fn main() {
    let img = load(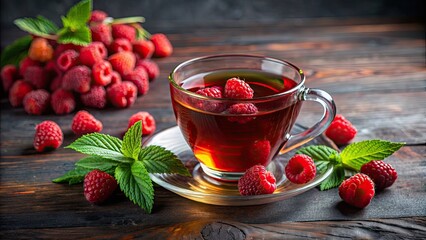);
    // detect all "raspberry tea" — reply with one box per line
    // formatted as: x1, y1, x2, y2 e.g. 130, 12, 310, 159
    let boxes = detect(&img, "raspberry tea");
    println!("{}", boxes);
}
169, 55, 335, 181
